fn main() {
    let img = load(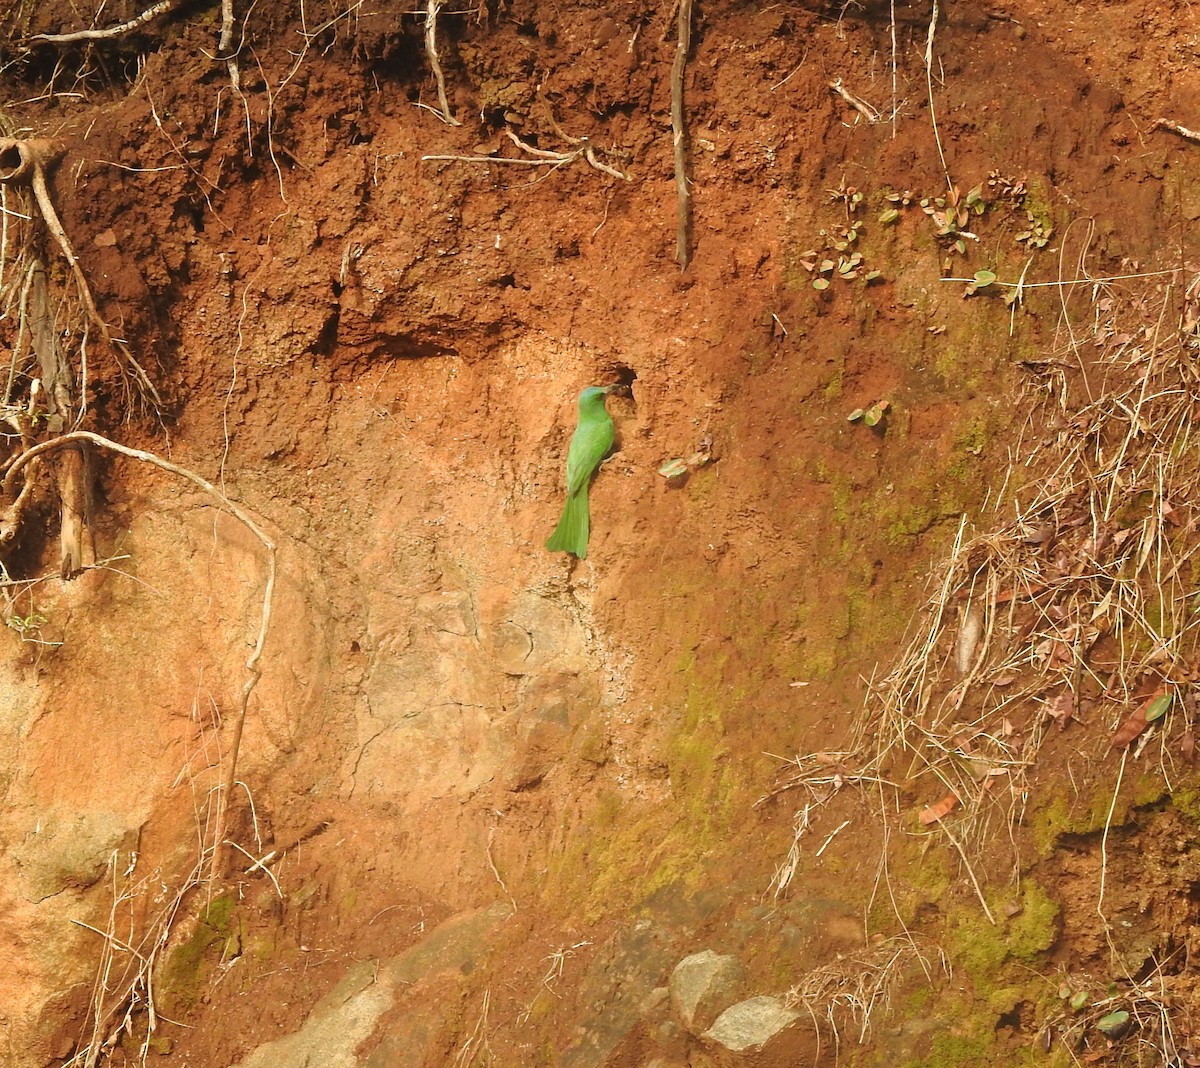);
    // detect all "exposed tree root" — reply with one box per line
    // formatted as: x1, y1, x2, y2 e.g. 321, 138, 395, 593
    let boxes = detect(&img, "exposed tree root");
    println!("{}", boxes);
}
25, 0, 179, 45
671, 0, 693, 268
0, 137, 163, 410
